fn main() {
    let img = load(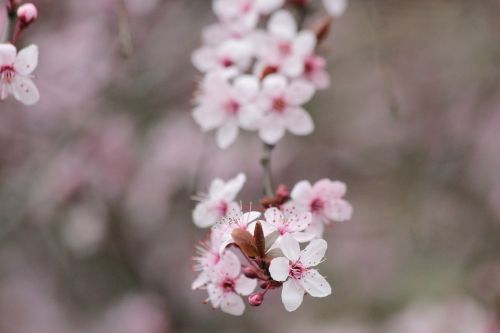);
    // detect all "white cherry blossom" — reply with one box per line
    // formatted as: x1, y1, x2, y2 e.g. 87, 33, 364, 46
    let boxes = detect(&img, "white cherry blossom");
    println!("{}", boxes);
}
257, 74, 315, 144
206, 250, 257, 315
263, 206, 314, 243
192, 173, 246, 228
0, 44, 39, 105
192, 228, 225, 290
192, 38, 253, 74
269, 234, 331, 312
193, 72, 261, 149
